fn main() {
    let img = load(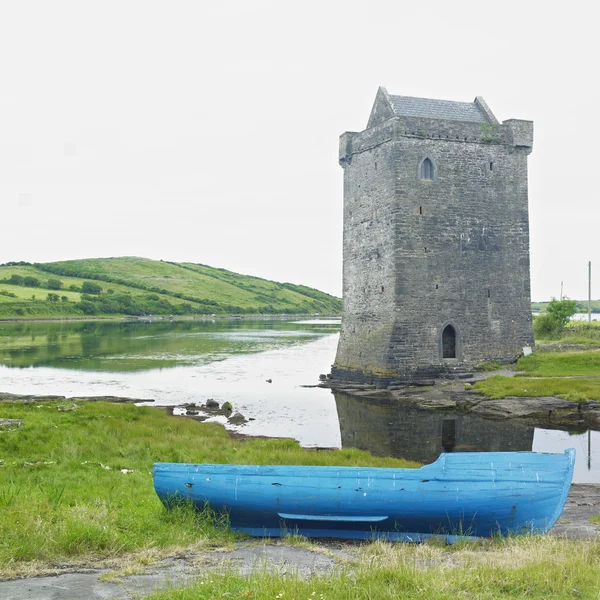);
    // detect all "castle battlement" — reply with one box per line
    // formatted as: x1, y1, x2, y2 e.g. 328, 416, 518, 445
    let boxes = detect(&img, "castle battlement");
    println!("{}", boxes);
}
340, 116, 533, 166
